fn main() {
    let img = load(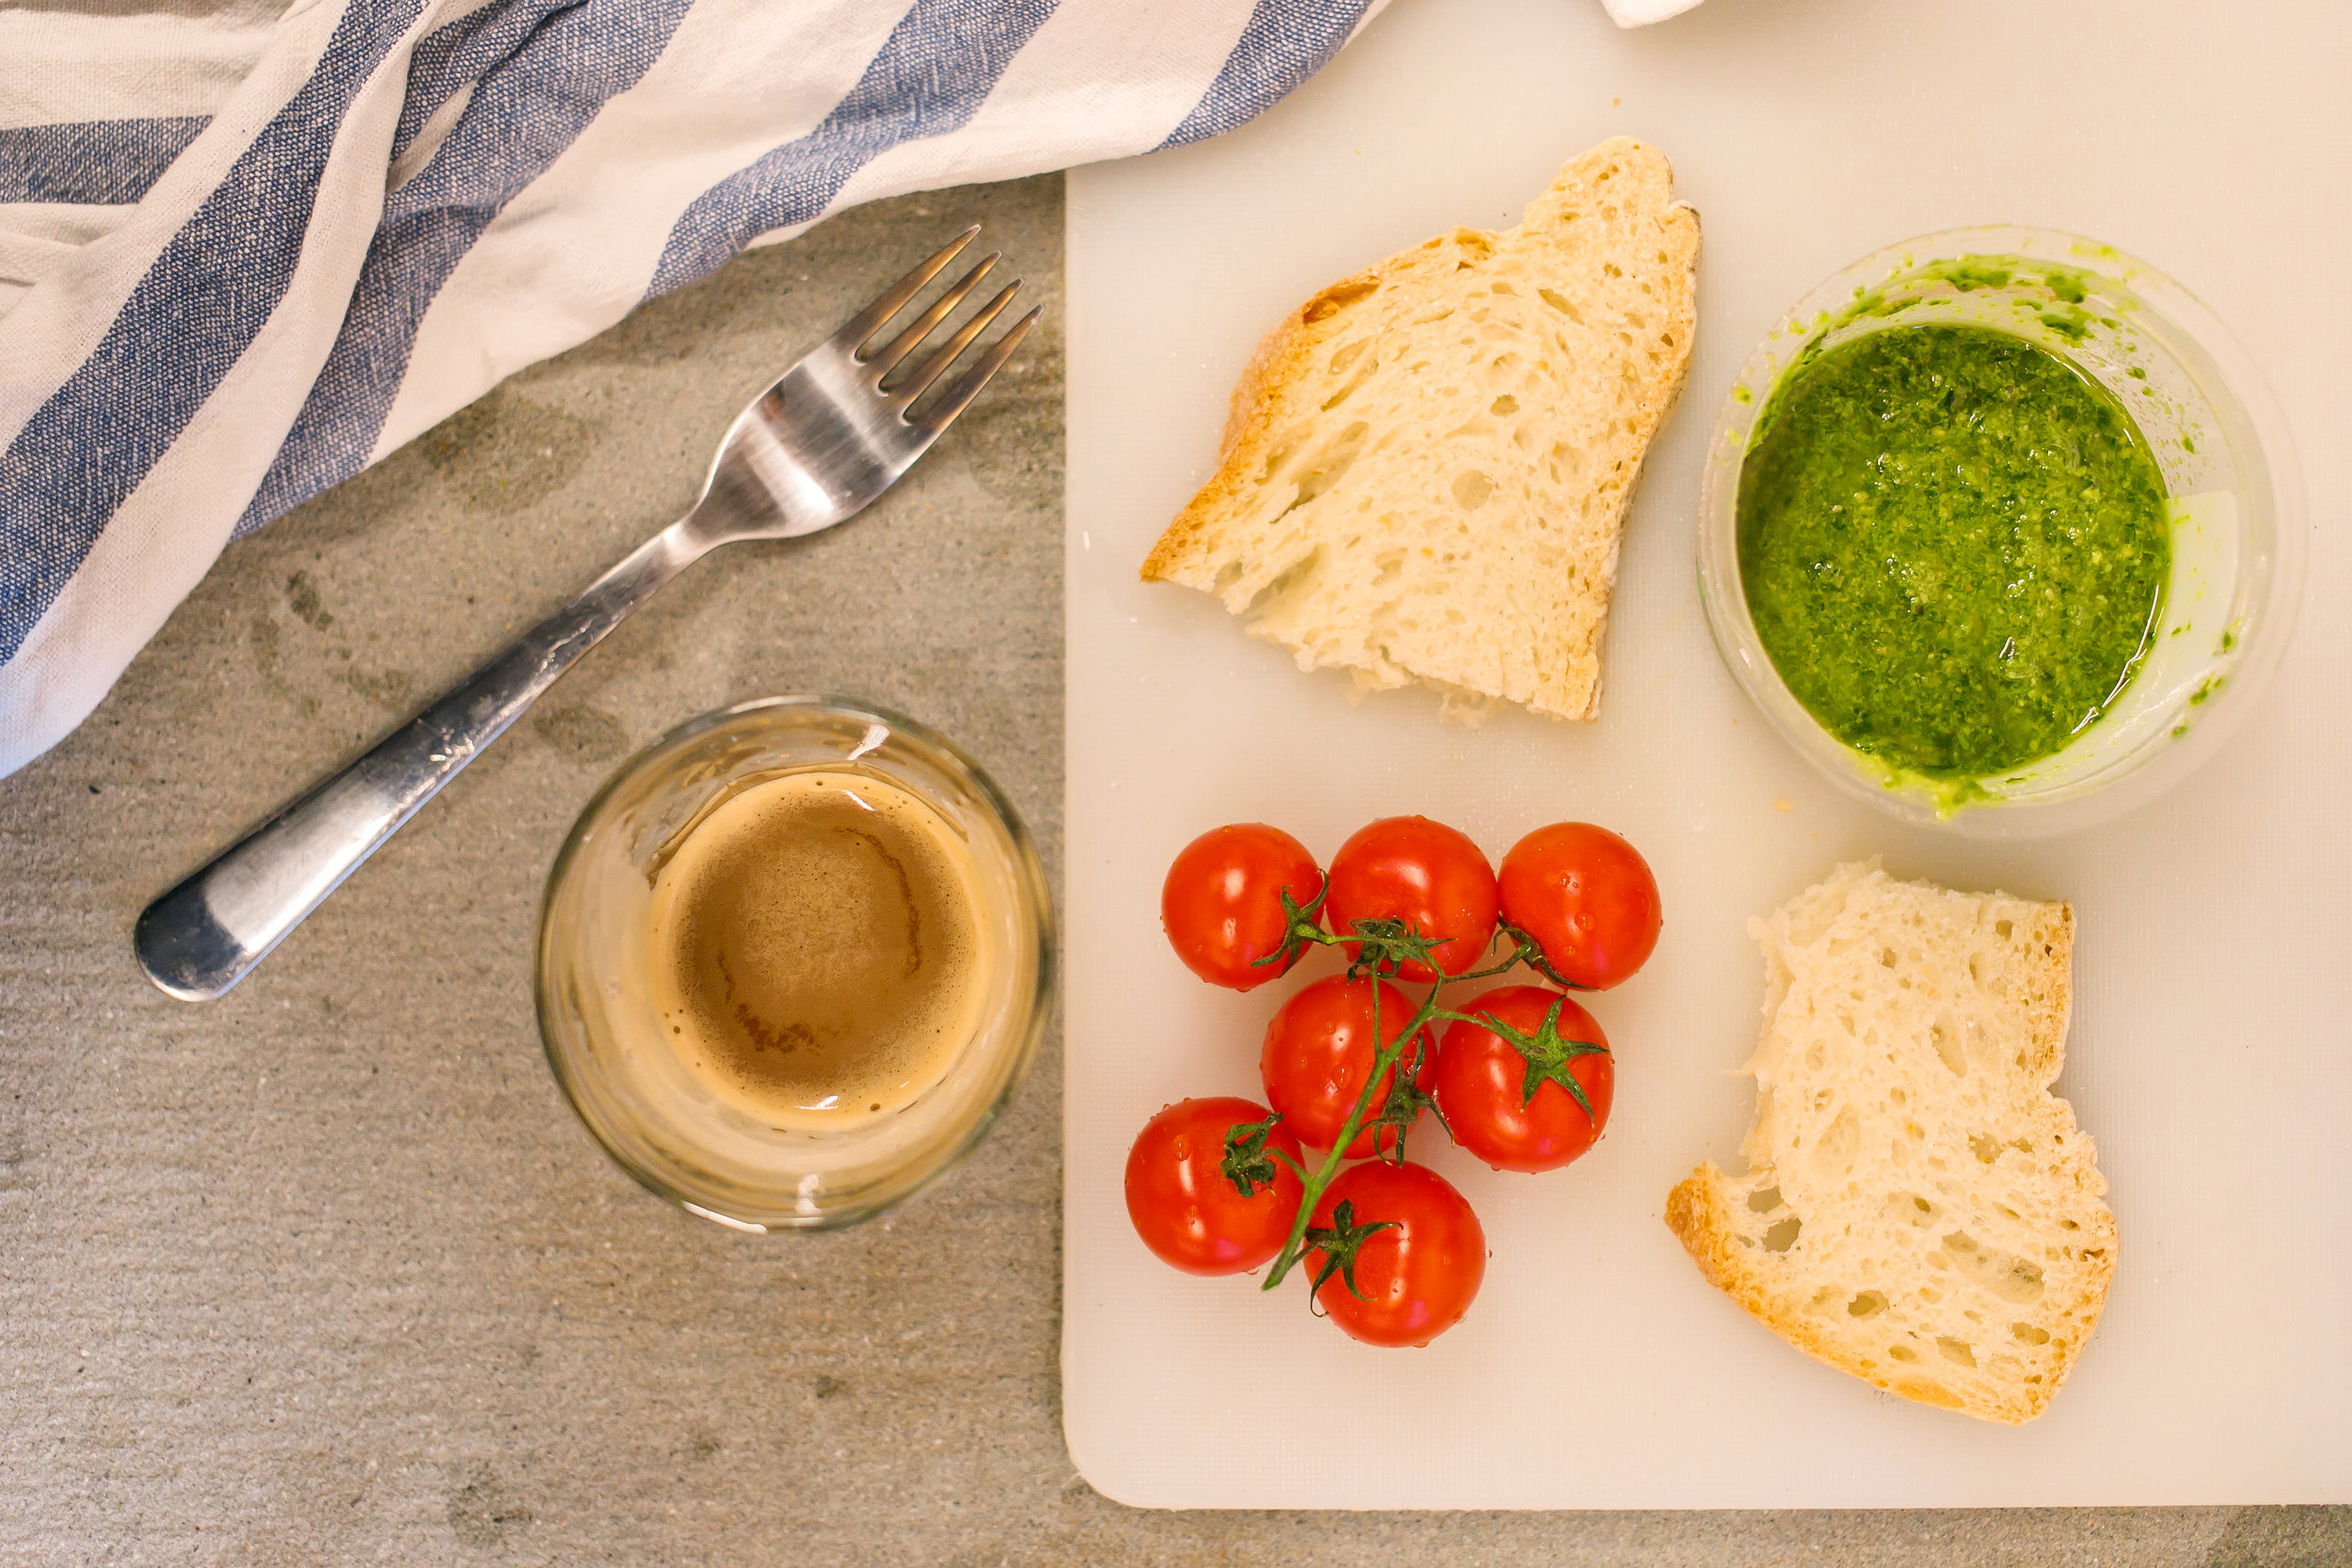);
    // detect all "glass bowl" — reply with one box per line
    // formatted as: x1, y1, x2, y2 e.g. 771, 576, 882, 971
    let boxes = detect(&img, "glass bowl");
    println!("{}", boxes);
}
536, 696, 1054, 1231
1696, 226, 2305, 836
